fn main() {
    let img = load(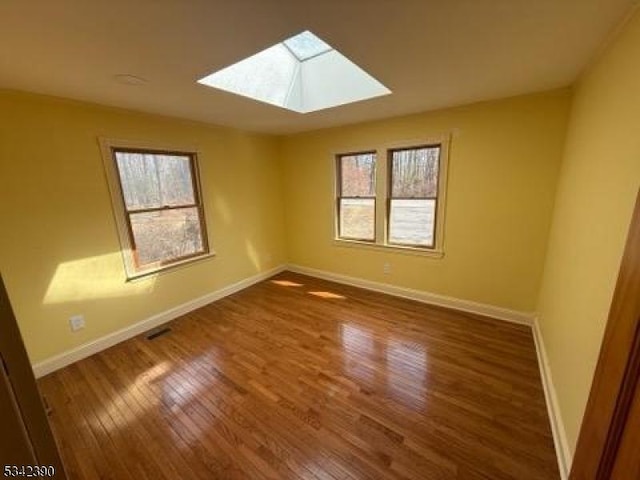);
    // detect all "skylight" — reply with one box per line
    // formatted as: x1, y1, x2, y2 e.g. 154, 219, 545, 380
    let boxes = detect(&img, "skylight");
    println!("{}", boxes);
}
197, 30, 391, 114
